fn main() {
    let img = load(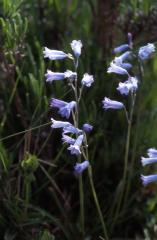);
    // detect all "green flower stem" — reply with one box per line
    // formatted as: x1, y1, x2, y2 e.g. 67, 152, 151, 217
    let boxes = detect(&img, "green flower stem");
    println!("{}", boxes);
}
73, 57, 85, 237
78, 167, 85, 236
112, 93, 135, 230
88, 166, 109, 240
24, 180, 30, 216
124, 94, 135, 183
123, 59, 143, 206
84, 134, 108, 240
123, 94, 136, 207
